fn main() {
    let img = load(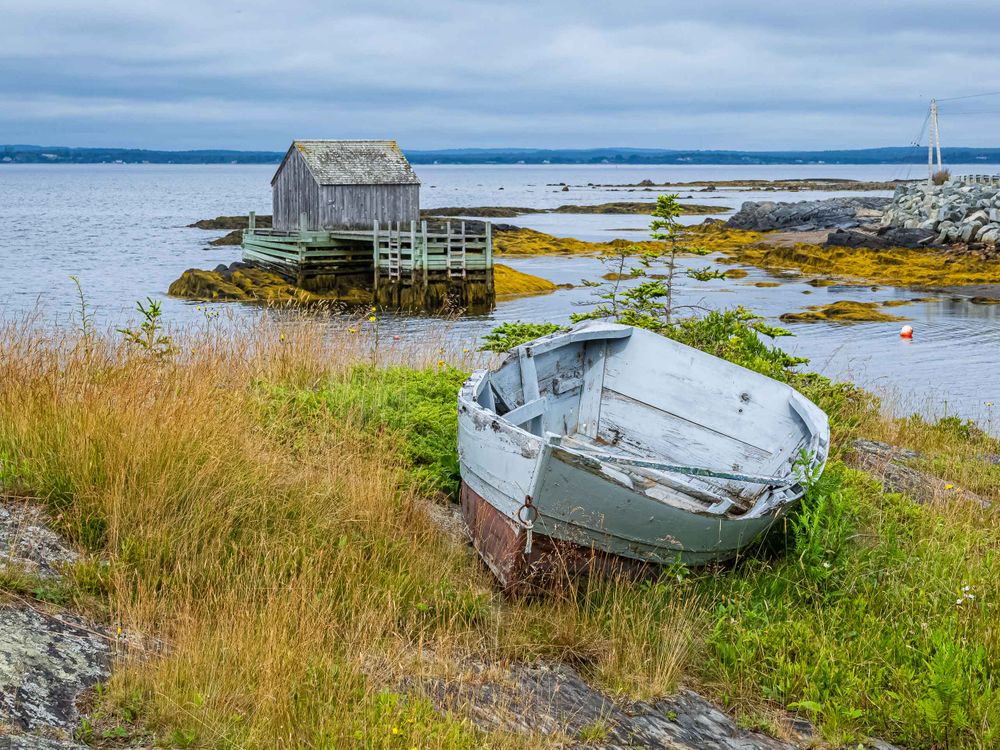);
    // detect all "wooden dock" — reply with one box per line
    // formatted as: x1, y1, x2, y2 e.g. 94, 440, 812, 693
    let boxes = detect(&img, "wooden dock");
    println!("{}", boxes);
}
241, 212, 495, 311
